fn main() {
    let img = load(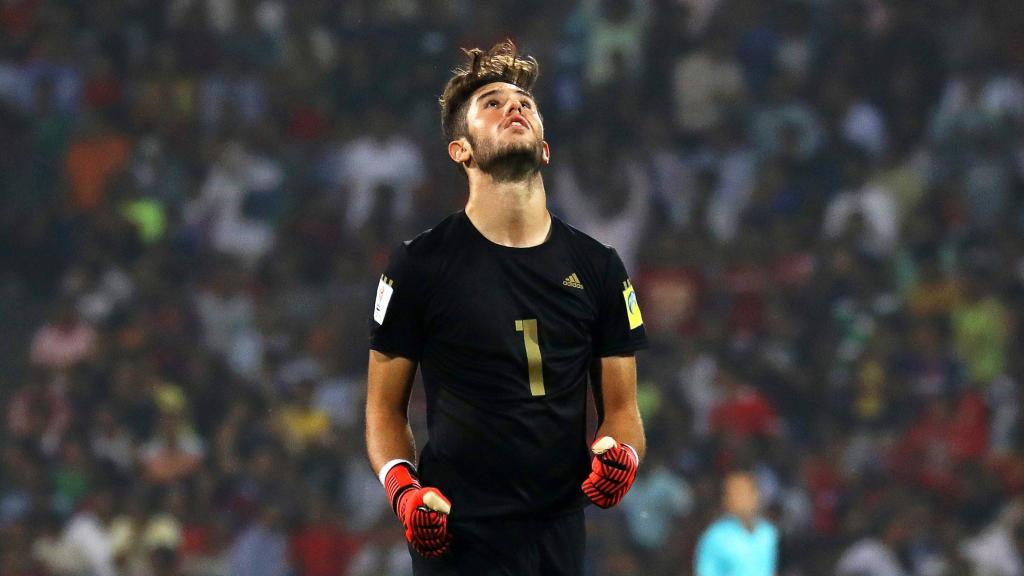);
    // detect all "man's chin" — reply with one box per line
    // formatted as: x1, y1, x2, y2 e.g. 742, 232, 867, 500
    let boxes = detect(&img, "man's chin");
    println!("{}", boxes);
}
478, 148, 544, 182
